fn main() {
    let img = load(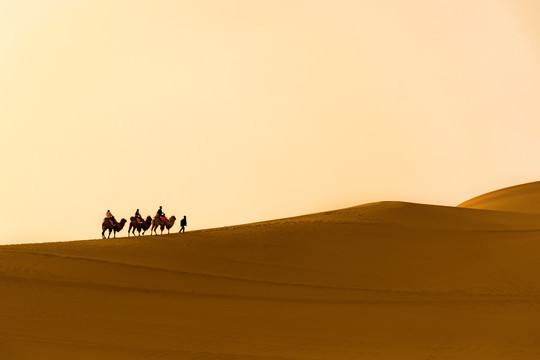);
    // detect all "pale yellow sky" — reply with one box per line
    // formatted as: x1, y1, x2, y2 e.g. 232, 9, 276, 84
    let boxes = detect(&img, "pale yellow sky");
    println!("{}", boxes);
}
2, 1, 540, 244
